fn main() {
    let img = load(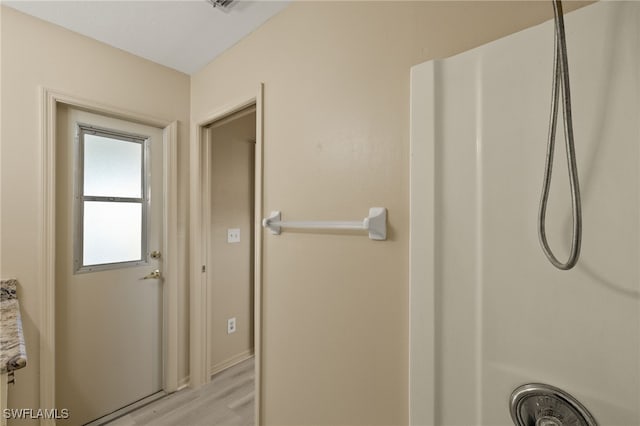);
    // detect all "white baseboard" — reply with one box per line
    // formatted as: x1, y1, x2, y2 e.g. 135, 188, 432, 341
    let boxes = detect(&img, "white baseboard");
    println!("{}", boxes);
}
177, 375, 190, 391
208, 349, 254, 378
